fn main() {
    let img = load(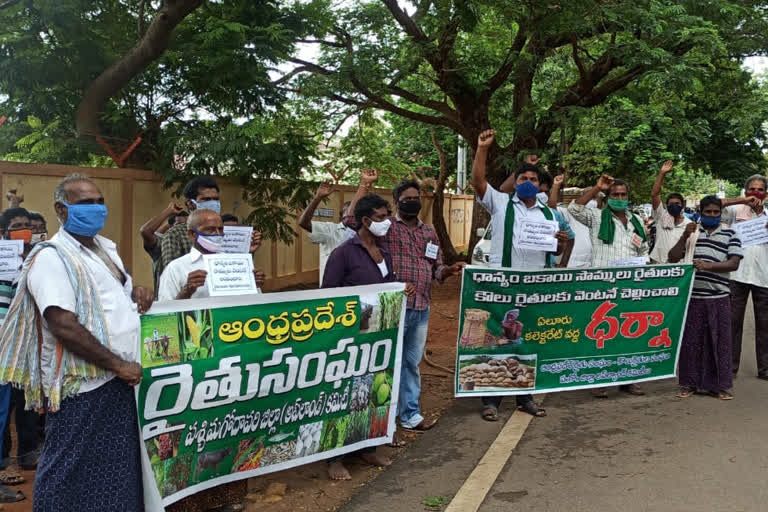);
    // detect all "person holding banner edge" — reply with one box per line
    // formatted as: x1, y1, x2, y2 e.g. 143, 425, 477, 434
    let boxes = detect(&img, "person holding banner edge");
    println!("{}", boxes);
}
568, 174, 648, 398
669, 195, 744, 399
472, 129, 571, 421
322, 193, 416, 480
